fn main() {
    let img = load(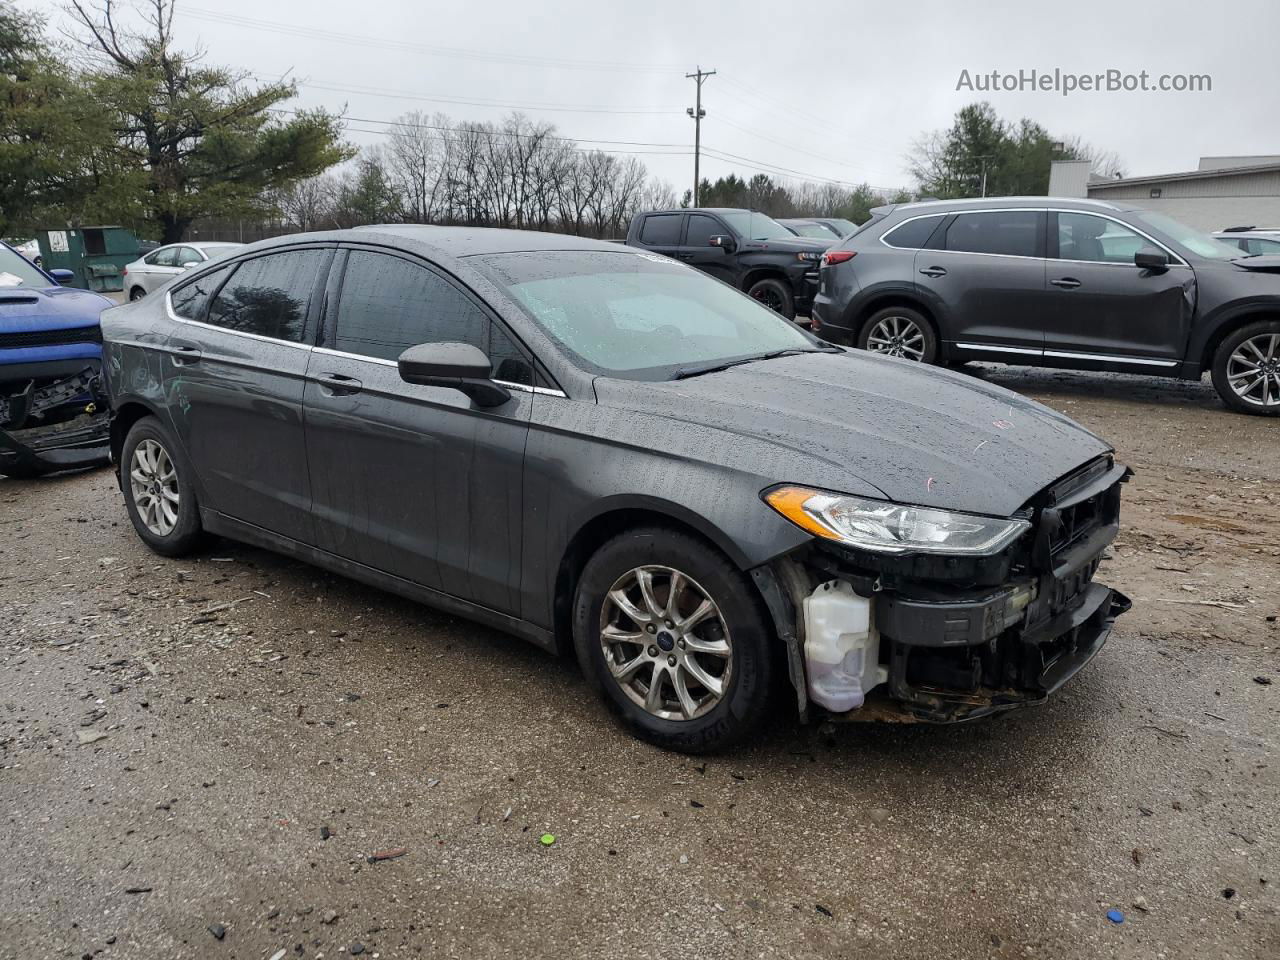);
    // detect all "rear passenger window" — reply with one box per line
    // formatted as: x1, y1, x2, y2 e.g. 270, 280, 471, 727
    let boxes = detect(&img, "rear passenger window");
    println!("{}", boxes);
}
206, 249, 326, 342
150, 247, 177, 267
639, 215, 681, 246
945, 211, 1042, 257
333, 251, 489, 362
170, 264, 233, 321
881, 215, 945, 249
